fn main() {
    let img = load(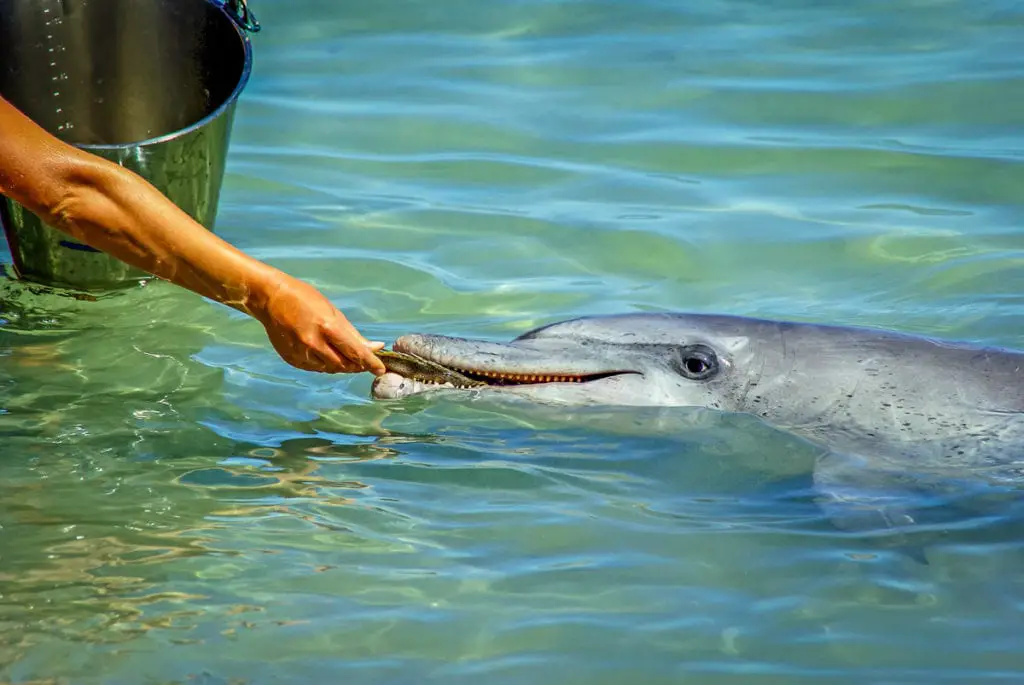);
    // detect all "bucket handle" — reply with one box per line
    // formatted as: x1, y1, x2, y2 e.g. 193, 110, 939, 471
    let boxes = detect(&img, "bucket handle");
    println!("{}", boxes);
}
222, 0, 261, 33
